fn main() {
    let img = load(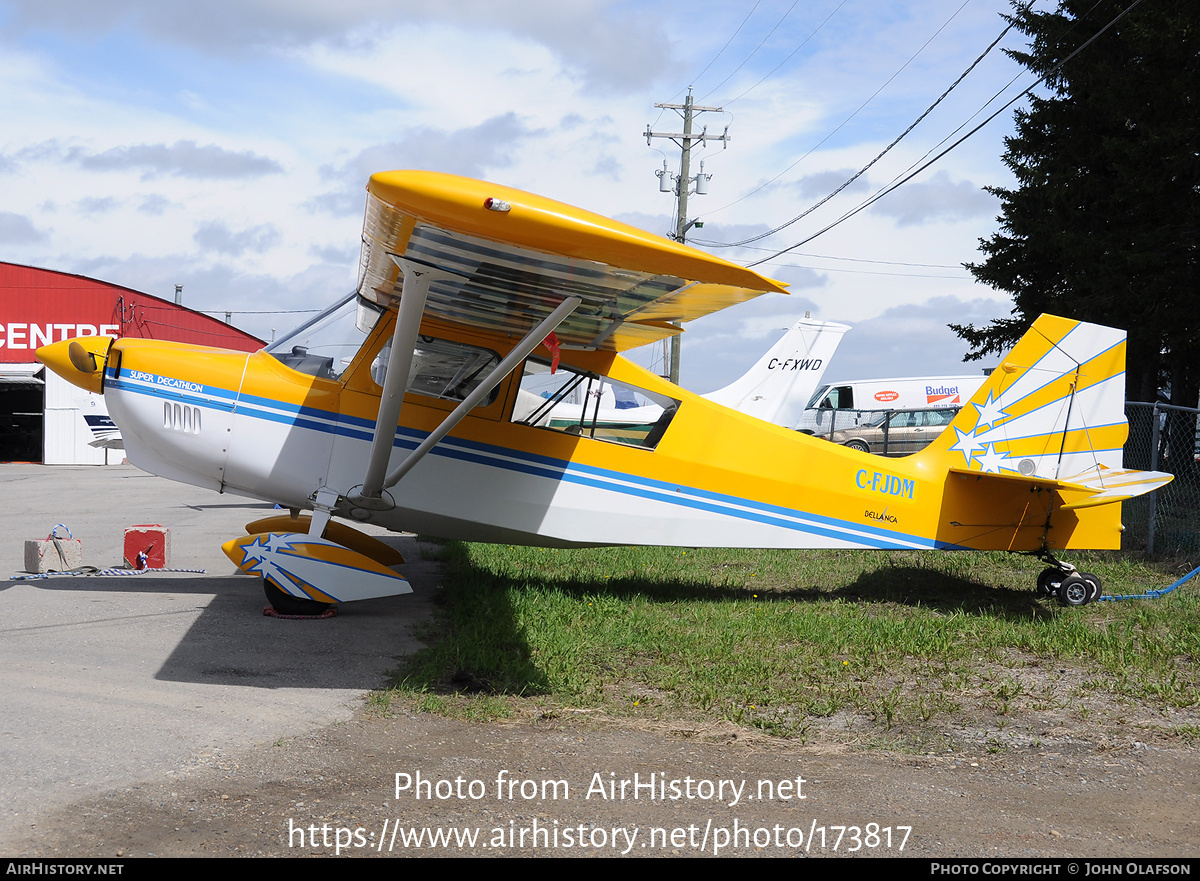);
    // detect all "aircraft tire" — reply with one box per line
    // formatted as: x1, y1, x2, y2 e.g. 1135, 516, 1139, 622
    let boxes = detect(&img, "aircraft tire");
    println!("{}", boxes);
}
263, 579, 332, 616
1056, 573, 1099, 607
1036, 567, 1063, 596
1077, 571, 1102, 604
